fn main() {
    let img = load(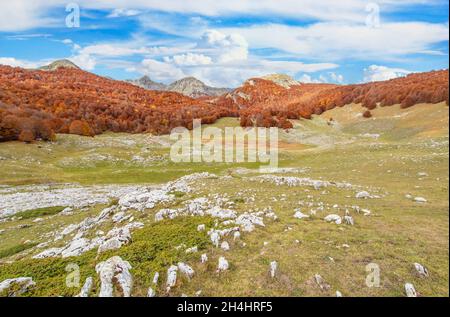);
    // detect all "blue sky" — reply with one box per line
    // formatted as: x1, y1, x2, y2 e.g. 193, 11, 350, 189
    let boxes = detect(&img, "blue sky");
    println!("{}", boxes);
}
0, 1, 448, 87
